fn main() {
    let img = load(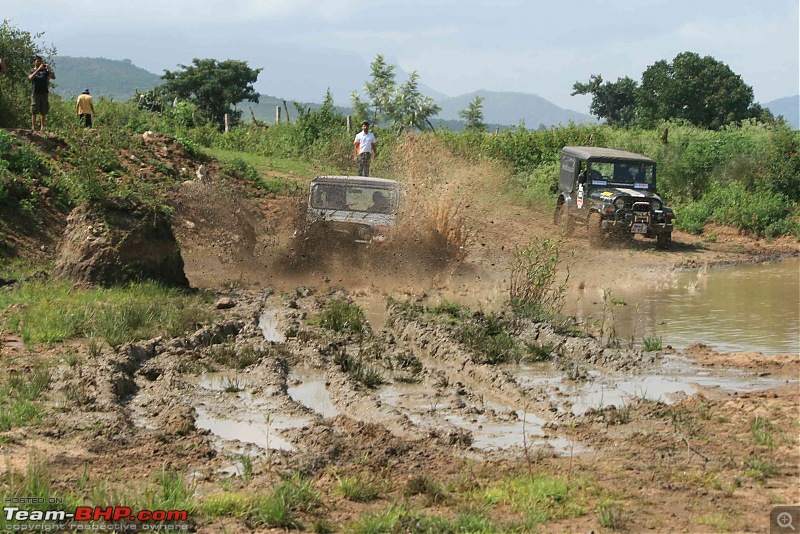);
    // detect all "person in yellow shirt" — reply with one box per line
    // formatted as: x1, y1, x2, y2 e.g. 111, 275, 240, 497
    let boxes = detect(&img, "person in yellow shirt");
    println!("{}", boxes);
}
76, 88, 94, 128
